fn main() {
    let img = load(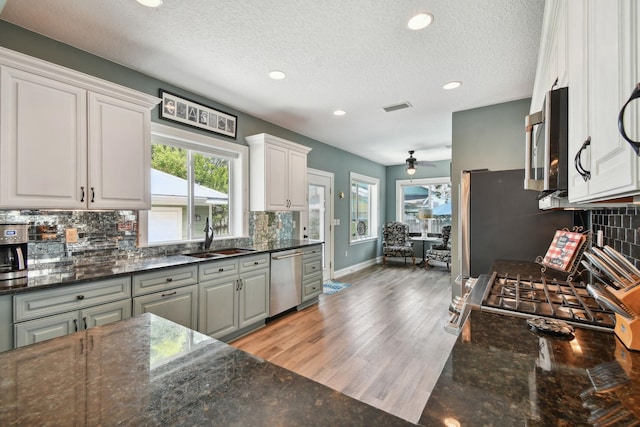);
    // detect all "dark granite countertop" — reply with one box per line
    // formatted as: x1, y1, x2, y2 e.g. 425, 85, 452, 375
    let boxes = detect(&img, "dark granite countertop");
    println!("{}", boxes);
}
419, 309, 640, 426
0, 313, 411, 426
0, 240, 323, 296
